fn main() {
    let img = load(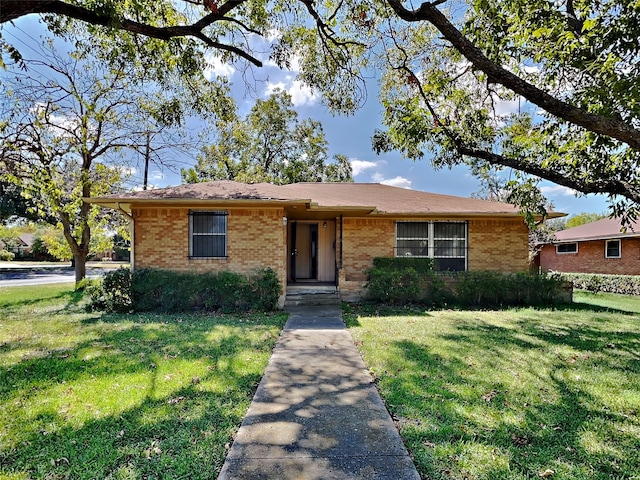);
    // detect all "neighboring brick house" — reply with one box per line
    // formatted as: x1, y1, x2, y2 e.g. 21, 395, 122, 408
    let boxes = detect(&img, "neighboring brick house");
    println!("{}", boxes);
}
89, 181, 534, 305
539, 217, 640, 275
0, 233, 34, 258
